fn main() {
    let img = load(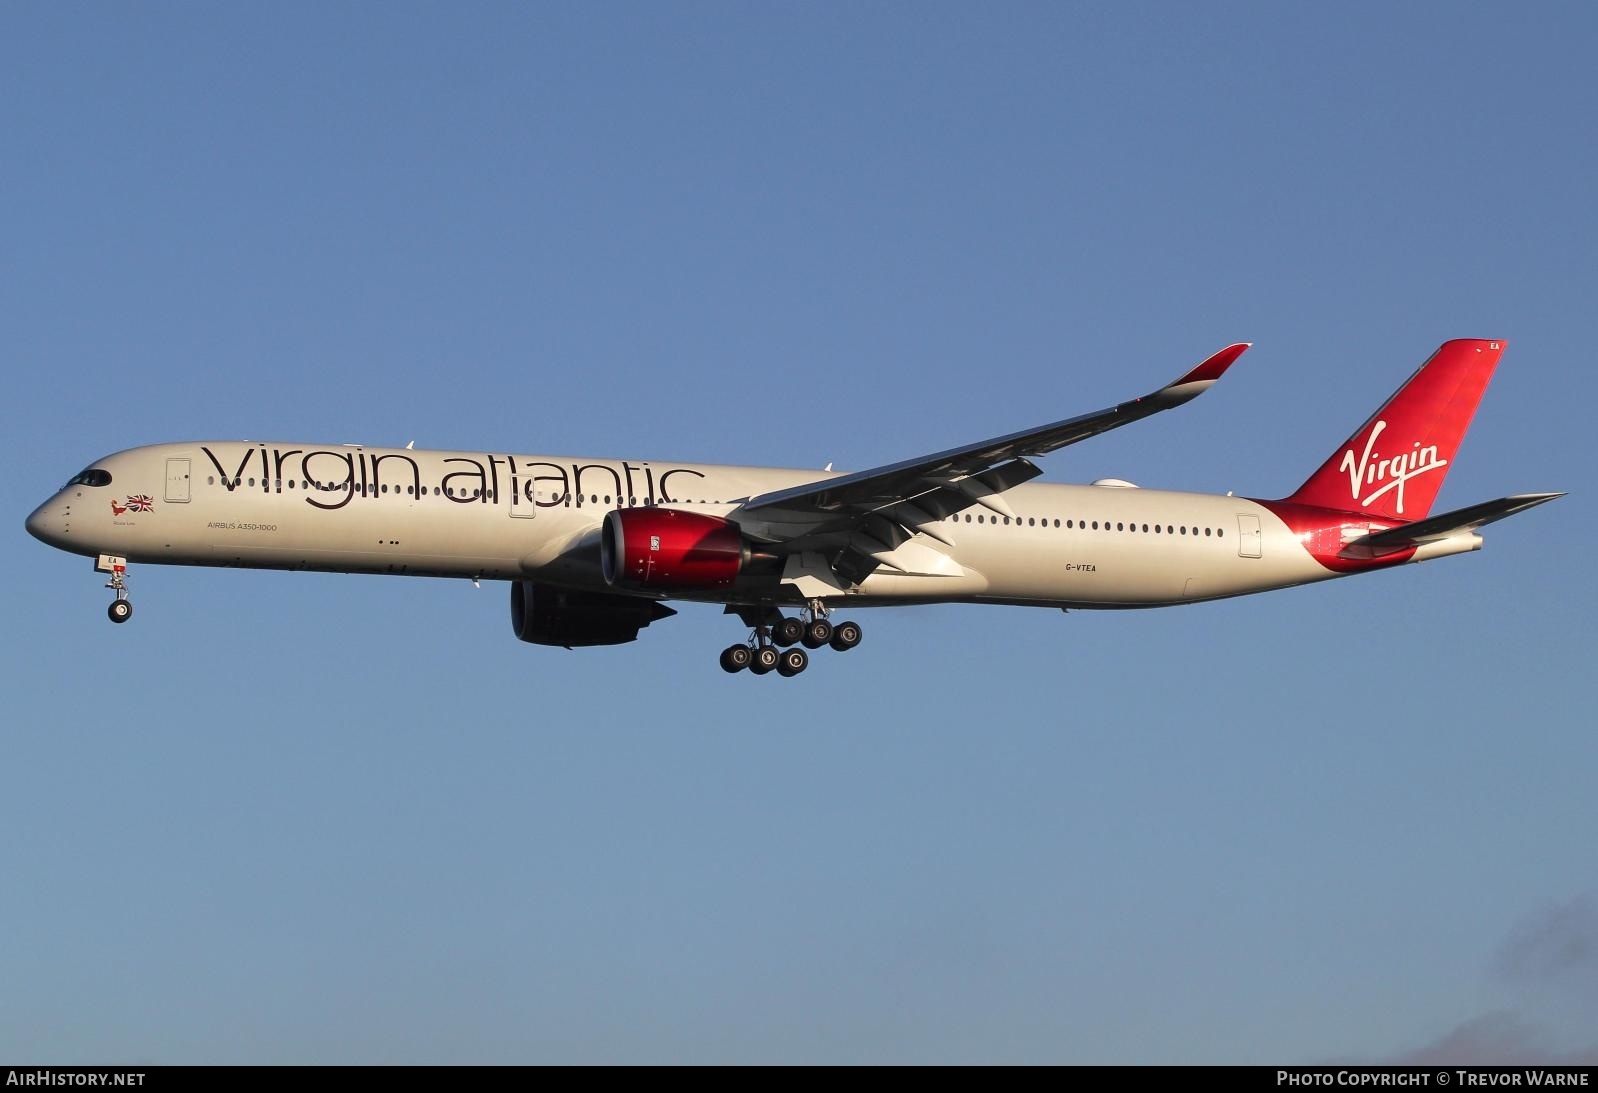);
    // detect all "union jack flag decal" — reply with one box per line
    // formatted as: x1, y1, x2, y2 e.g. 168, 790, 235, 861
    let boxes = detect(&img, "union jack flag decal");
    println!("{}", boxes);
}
125, 494, 155, 513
